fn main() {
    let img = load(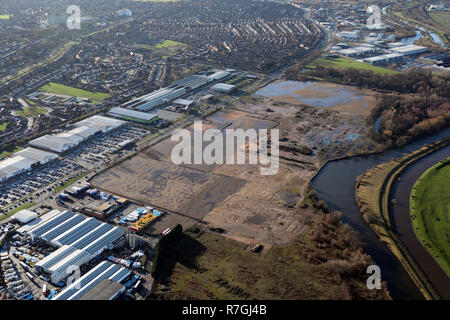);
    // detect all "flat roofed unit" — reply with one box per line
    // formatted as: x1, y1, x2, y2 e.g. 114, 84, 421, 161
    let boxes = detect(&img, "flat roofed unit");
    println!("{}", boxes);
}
12, 209, 38, 224
74, 115, 125, 133
390, 45, 428, 54
211, 83, 236, 92
29, 135, 79, 153
53, 261, 112, 300
79, 279, 125, 300
70, 223, 113, 251
51, 217, 101, 247
0, 156, 36, 180
15, 147, 58, 165
40, 215, 85, 242
29, 211, 74, 238
67, 263, 122, 300
108, 107, 157, 121
18, 210, 61, 234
